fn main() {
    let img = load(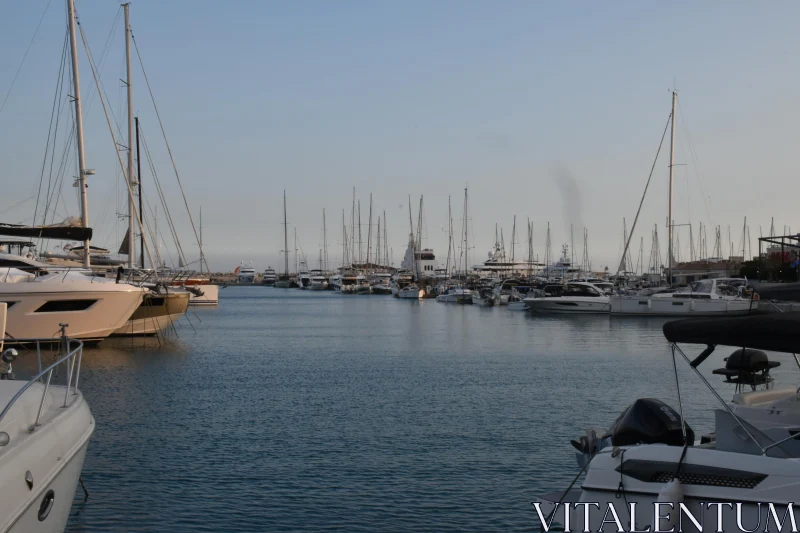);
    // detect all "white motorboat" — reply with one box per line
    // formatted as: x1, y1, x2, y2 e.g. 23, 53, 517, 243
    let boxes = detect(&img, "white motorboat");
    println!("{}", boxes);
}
0, 267, 145, 342
235, 264, 256, 283
0, 304, 95, 533
610, 278, 756, 316
435, 285, 472, 303
396, 285, 424, 299
471, 287, 495, 306
537, 311, 800, 533
307, 275, 328, 291
262, 267, 278, 286
523, 282, 610, 314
